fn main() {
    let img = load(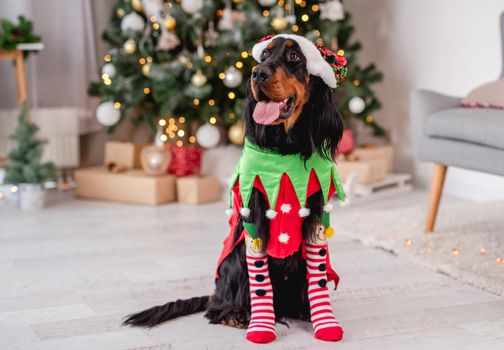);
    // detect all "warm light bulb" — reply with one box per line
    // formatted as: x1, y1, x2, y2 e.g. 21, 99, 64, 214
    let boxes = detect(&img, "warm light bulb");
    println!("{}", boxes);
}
312, 4, 319, 11
228, 92, 236, 99
209, 116, 217, 124
139, 58, 146, 65
113, 102, 121, 109
337, 49, 345, 56
241, 51, 249, 59
160, 134, 168, 142
366, 115, 374, 123
235, 61, 243, 69
152, 22, 160, 30
301, 14, 309, 22
219, 72, 226, 80
104, 55, 111, 62
10, 186, 18, 193
204, 55, 212, 63
177, 130, 185, 137
189, 136, 196, 143
143, 87, 150, 94
208, 99, 215, 106
159, 119, 166, 126
193, 98, 200, 106
404, 239, 413, 246
176, 140, 183, 147
179, 116, 185, 123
